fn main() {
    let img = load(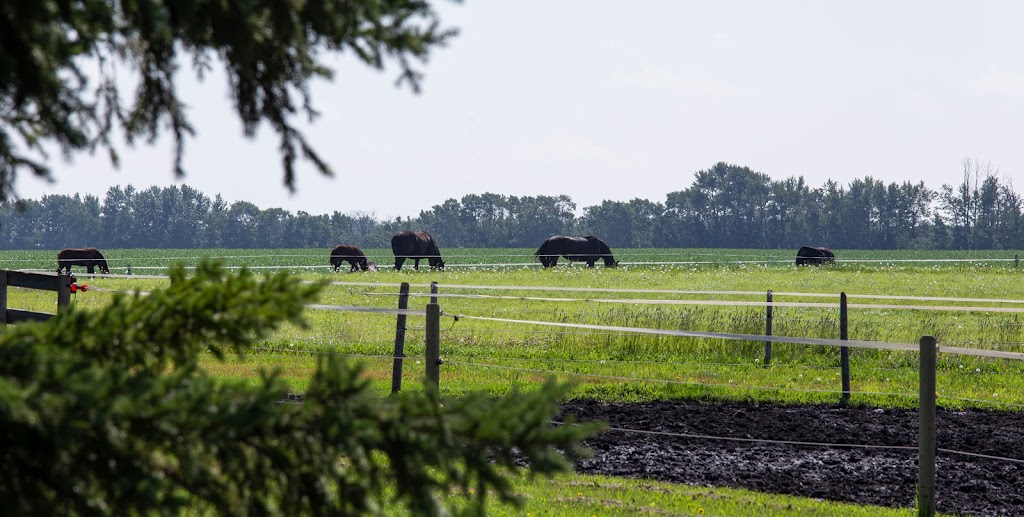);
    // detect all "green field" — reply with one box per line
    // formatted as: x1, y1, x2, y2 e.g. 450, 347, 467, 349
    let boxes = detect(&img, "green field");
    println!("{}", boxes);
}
2, 247, 1016, 516
4, 247, 1022, 272
7, 247, 1022, 408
